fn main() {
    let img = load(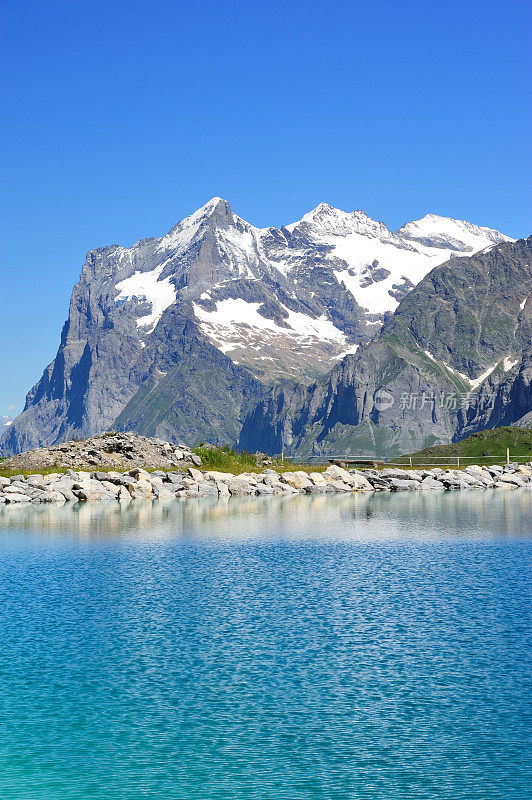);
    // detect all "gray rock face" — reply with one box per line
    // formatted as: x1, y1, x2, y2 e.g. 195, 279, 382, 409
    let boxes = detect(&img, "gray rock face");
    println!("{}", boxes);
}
456, 346, 532, 437
420, 477, 446, 489
0, 199, 512, 456
226, 478, 255, 496
497, 473, 526, 487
